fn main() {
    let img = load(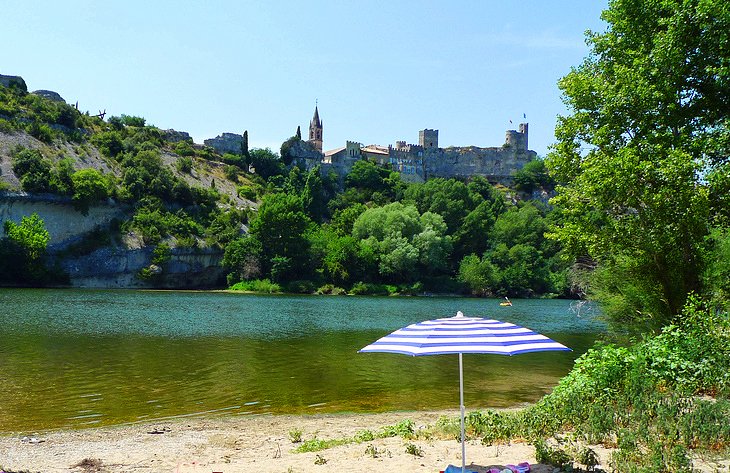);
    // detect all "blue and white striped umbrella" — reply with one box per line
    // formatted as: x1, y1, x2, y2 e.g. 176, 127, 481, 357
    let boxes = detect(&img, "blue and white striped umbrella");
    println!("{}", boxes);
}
359, 310, 570, 473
